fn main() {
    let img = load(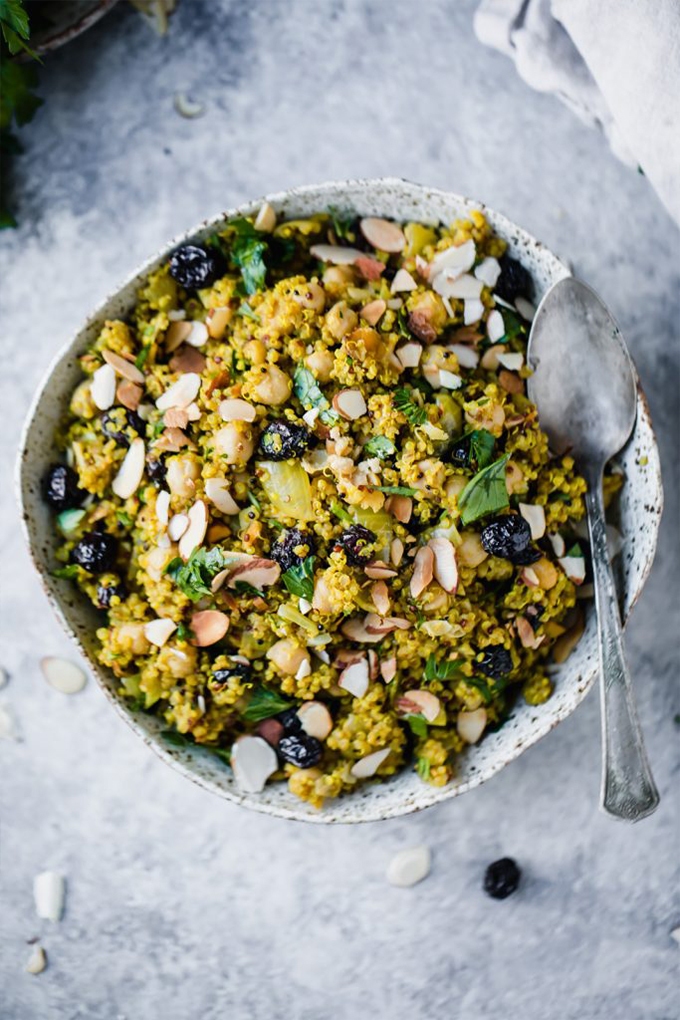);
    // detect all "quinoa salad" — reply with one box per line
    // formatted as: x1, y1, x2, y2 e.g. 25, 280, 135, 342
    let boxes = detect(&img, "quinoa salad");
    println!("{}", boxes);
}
44, 205, 618, 807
